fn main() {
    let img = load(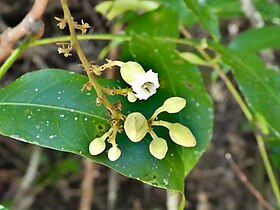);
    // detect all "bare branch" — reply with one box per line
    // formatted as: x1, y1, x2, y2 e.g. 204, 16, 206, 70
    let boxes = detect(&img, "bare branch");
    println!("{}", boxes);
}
226, 153, 274, 210
0, 0, 48, 62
